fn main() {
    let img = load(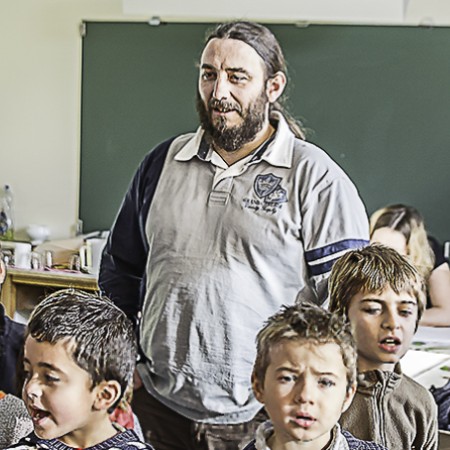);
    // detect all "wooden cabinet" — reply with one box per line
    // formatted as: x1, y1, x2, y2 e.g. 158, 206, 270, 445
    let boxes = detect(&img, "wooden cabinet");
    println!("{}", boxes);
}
1, 268, 98, 319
